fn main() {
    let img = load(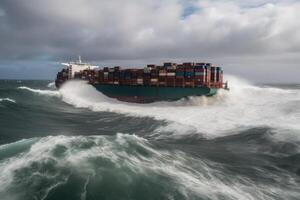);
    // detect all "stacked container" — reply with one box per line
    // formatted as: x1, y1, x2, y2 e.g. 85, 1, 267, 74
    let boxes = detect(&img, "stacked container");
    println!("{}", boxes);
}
103, 67, 109, 84
113, 66, 120, 85
68, 62, 224, 89
210, 66, 217, 87
166, 68, 175, 87
159, 68, 167, 86
150, 68, 158, 86
216, 67, 223, 88
175, 65, 184, 87
124, 69, 131, 85
130, 69, 138, 85
184, 64, 194, 87
205, 64, 211, 86
194, 64, 205, 87
143, 67, 151, 86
